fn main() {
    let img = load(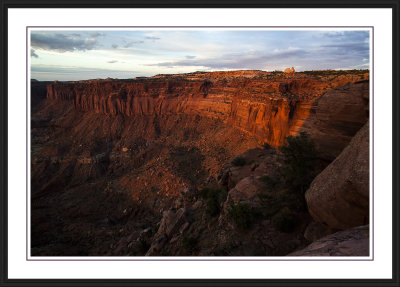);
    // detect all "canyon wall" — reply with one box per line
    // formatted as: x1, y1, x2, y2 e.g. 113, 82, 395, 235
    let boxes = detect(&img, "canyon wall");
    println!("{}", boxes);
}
45, 70, 368, 148
32, 70, 370, 256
